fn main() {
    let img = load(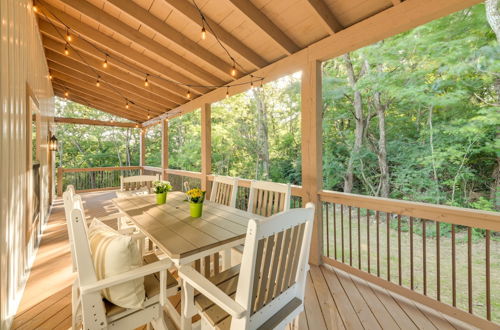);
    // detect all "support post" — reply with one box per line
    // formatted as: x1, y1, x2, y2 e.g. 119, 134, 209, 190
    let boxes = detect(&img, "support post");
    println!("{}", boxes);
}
301, 60, 323, 266
161, 119, 169, 180
57, 167, 63, 197
140, 127, 146, 174
201, 103, 212, 195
